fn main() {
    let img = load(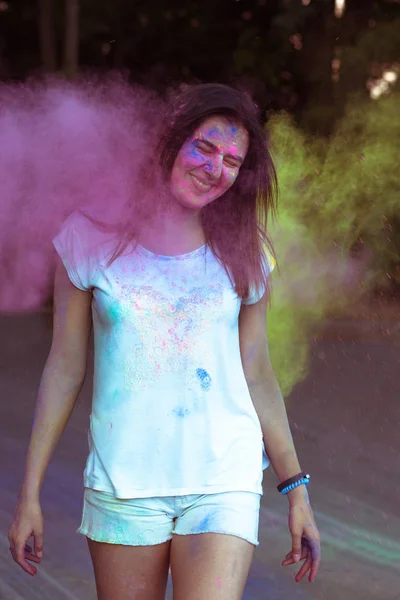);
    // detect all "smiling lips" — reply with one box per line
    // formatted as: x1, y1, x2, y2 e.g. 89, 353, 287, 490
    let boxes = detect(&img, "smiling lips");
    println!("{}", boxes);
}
189, 173, 213, 193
